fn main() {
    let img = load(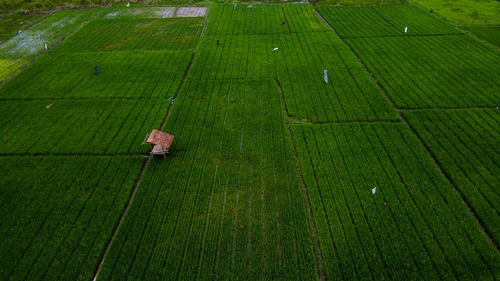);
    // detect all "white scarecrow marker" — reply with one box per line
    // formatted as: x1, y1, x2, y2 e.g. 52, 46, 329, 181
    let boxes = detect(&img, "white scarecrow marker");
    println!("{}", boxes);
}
44, 43, 48, 50
272, 47, 278, 51
372, 187, 377, 194
324, 69, 328, 84
404, 26, 408, 33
